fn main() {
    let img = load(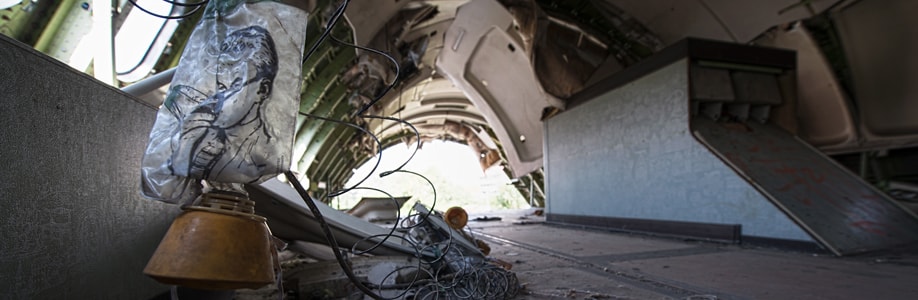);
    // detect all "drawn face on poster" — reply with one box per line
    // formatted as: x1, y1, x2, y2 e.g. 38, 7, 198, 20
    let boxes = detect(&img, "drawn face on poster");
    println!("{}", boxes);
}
140, 1, 308, 204
165, 25, 279, 181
